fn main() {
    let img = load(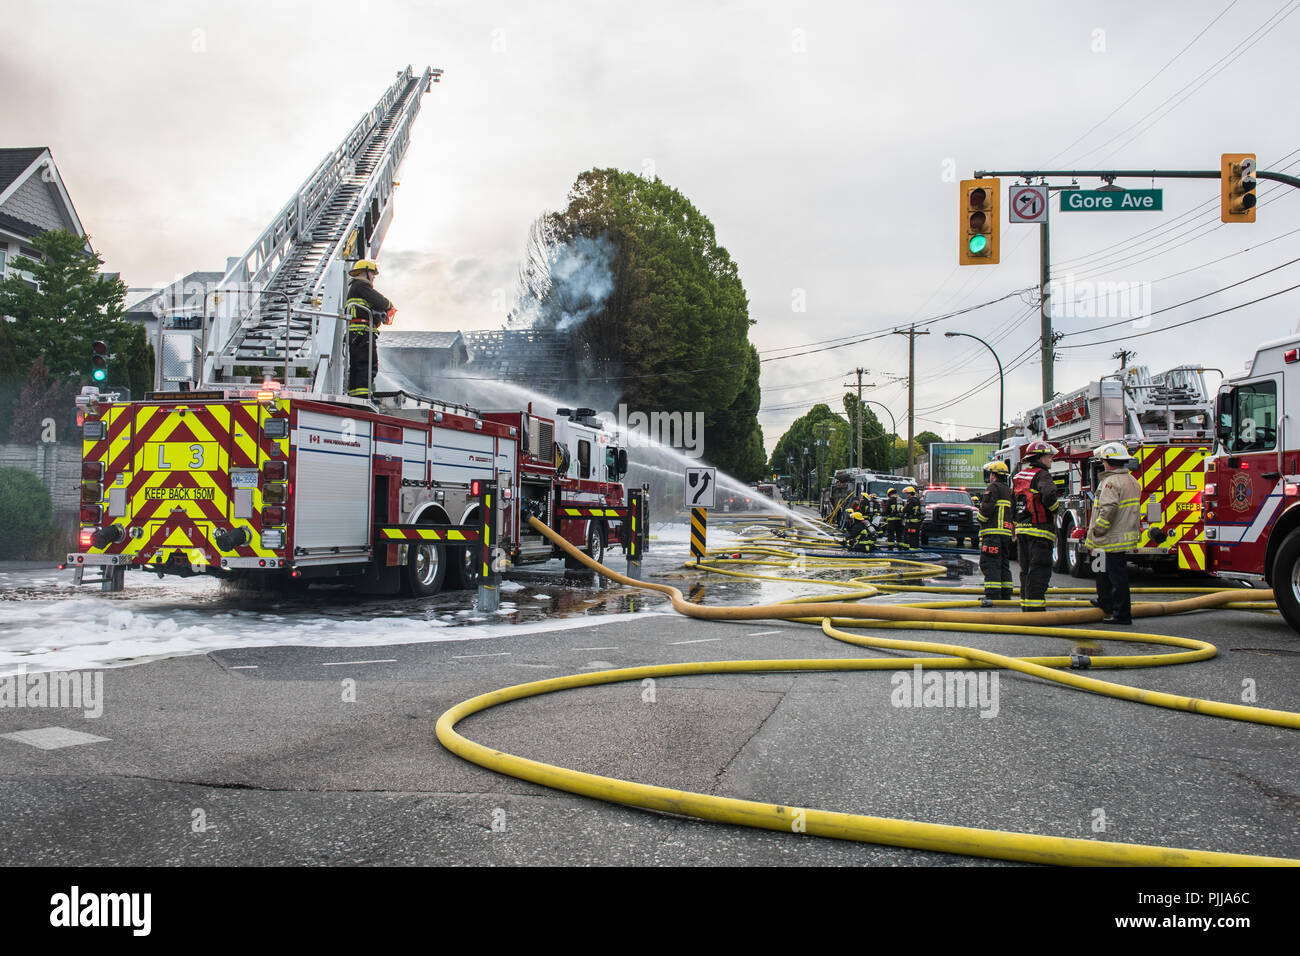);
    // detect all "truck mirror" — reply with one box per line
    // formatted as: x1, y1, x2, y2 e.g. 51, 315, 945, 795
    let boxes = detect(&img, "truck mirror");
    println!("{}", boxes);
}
617, 448, 628, 475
